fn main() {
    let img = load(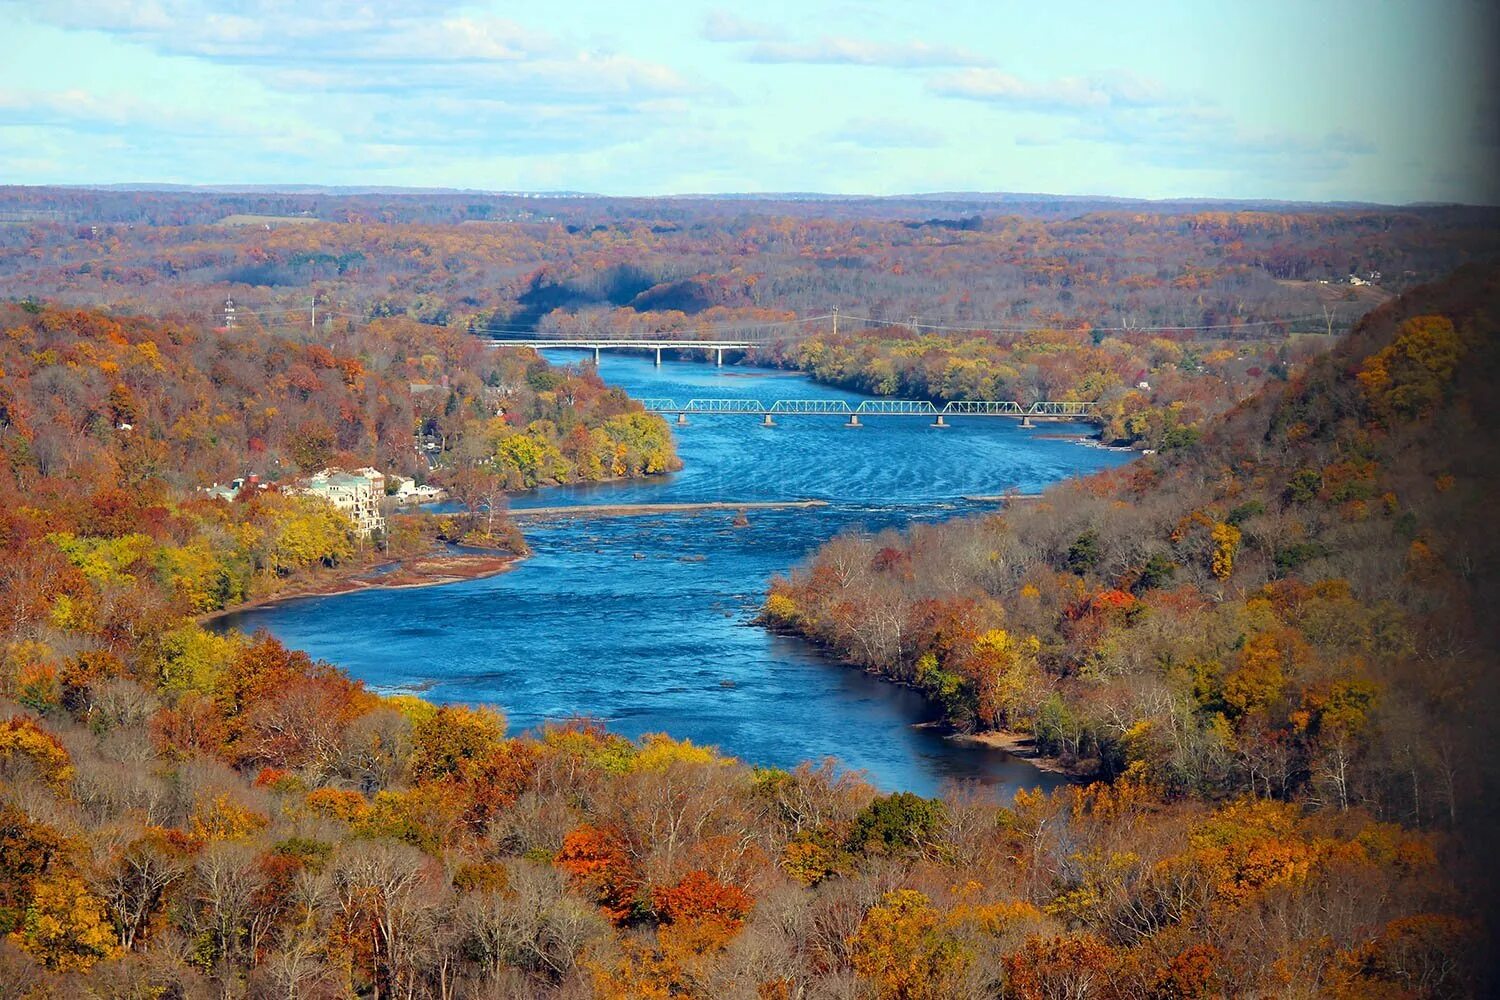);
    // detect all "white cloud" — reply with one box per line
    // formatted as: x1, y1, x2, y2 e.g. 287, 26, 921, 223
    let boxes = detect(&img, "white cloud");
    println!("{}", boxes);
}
28, 1, 556, 63
747, 36, 989, 68
7, 0, 702, 147
0, 87, 290, 138
701, 10, 784, 43
928, 69, 1169, 112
